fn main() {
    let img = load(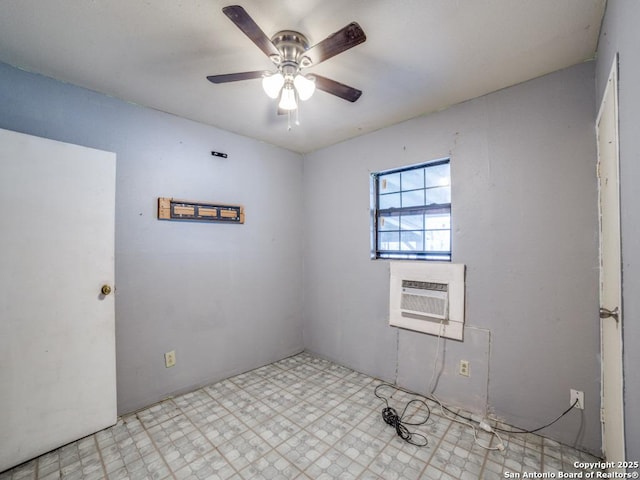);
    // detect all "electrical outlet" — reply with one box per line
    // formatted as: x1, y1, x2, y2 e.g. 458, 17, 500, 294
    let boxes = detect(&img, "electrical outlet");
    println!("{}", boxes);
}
459, 360, 470, 377
570, 389, 584, 409
165, 350, 176, 368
